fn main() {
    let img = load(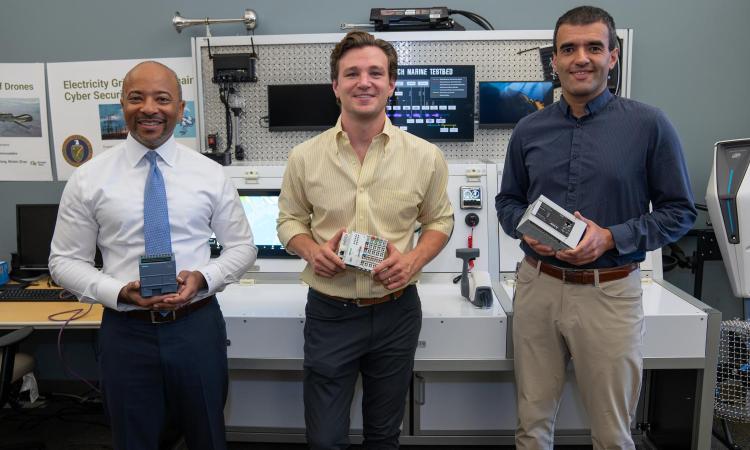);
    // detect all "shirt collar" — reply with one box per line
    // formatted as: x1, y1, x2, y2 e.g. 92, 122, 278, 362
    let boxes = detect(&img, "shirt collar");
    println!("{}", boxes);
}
334, 116, 395, 154
559, 89, 614, 118
124, 134, 177, 168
